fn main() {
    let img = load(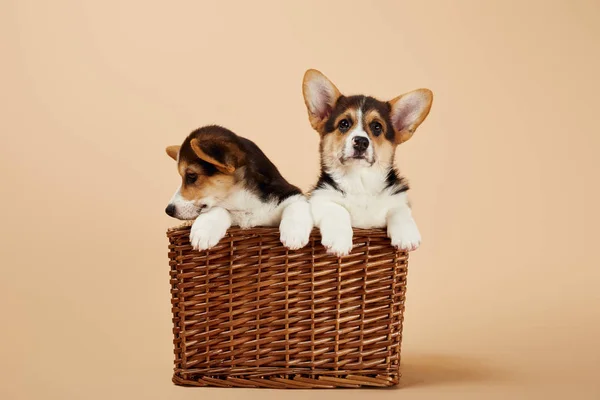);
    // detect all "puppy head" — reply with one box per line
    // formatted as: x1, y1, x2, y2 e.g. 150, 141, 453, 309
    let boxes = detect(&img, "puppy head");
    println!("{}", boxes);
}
165, 126, 244, 220
302, 69, 432, 170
